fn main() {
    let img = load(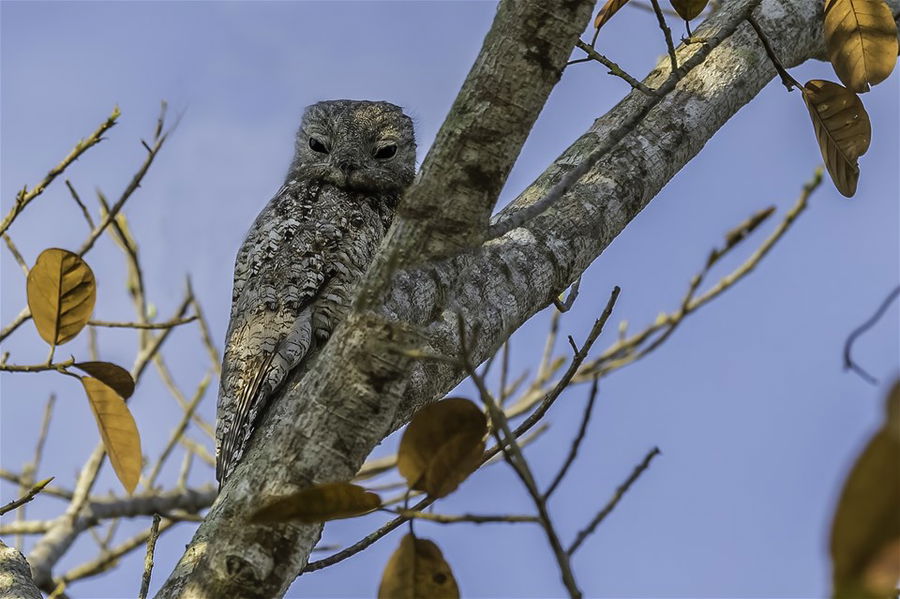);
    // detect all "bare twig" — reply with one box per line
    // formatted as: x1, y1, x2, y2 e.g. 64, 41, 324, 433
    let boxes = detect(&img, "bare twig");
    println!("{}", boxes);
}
0, 478, 55, 516
0, 358, 76, 373
0, 107, 119, 237
189, 285, 222, 375
747, 14, 801, 91
567, 447, 661, 555
648, 0, 679, 71
87, 316, 197, 330
0, 469, 73, 501
137, 514, 162, 599
506, 287, 620, 446
544, 375, 600, 499
843, 285, 900, 385
78, 116, 171, 257
3, 233, 29, 275
0, 307, 32, 343
64, 180, 96, 229
395, 510, 540, 525
553, 276, 584, 313
143, 371, 212, 488
571, 41, 658, 95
